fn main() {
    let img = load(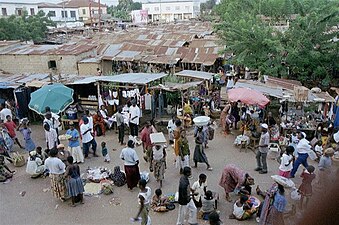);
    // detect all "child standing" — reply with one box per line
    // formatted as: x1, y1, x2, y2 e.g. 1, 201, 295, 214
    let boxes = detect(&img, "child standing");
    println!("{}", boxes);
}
101, 142, 110, 163
4, 115, 24, 149
278, 146, 294, 178
298, 165, 316, 210
17, 119, 35, 152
